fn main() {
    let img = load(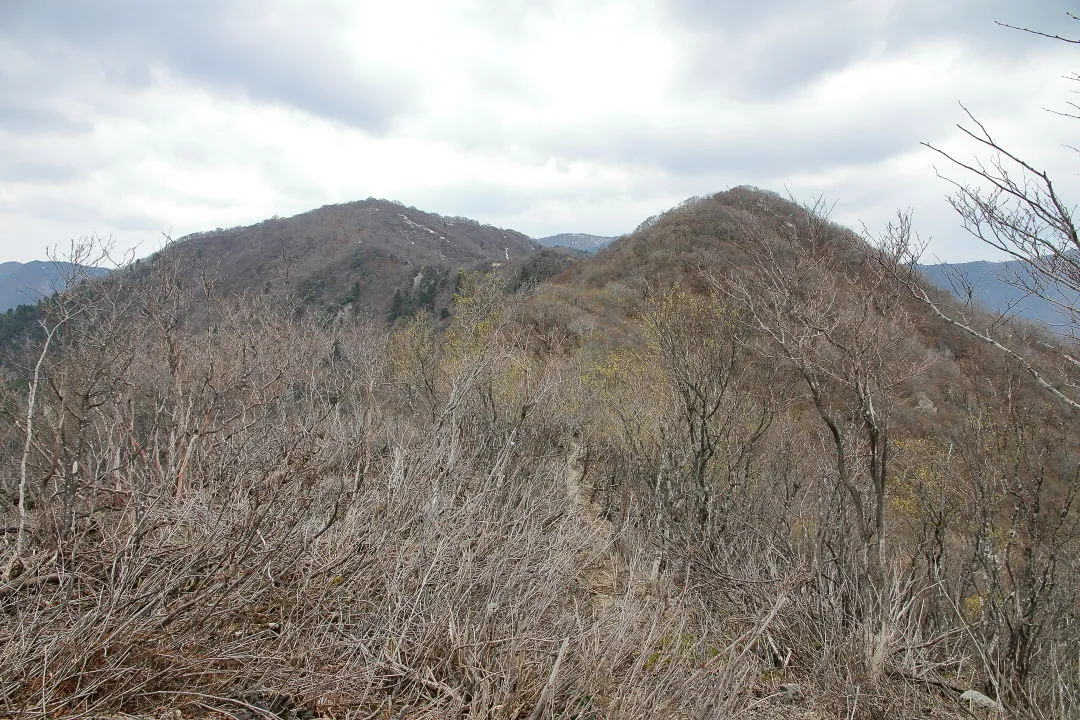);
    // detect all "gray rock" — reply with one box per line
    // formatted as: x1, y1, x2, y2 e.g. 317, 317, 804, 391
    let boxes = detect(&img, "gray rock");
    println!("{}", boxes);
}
960, 689, 1004, 713
774, 683, 804, 704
